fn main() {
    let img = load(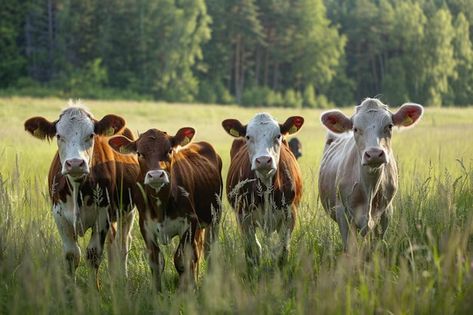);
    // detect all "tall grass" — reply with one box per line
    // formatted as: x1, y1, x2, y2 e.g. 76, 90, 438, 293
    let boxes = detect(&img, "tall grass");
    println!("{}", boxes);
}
0, 97, 473, 314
